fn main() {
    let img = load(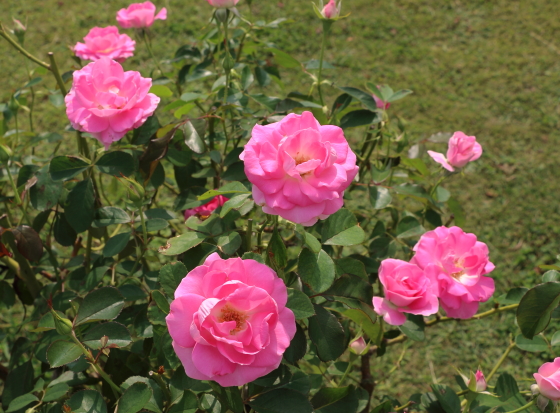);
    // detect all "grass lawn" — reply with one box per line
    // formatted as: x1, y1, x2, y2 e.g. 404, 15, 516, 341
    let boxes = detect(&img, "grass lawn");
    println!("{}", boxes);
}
2, 0, 560, 402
